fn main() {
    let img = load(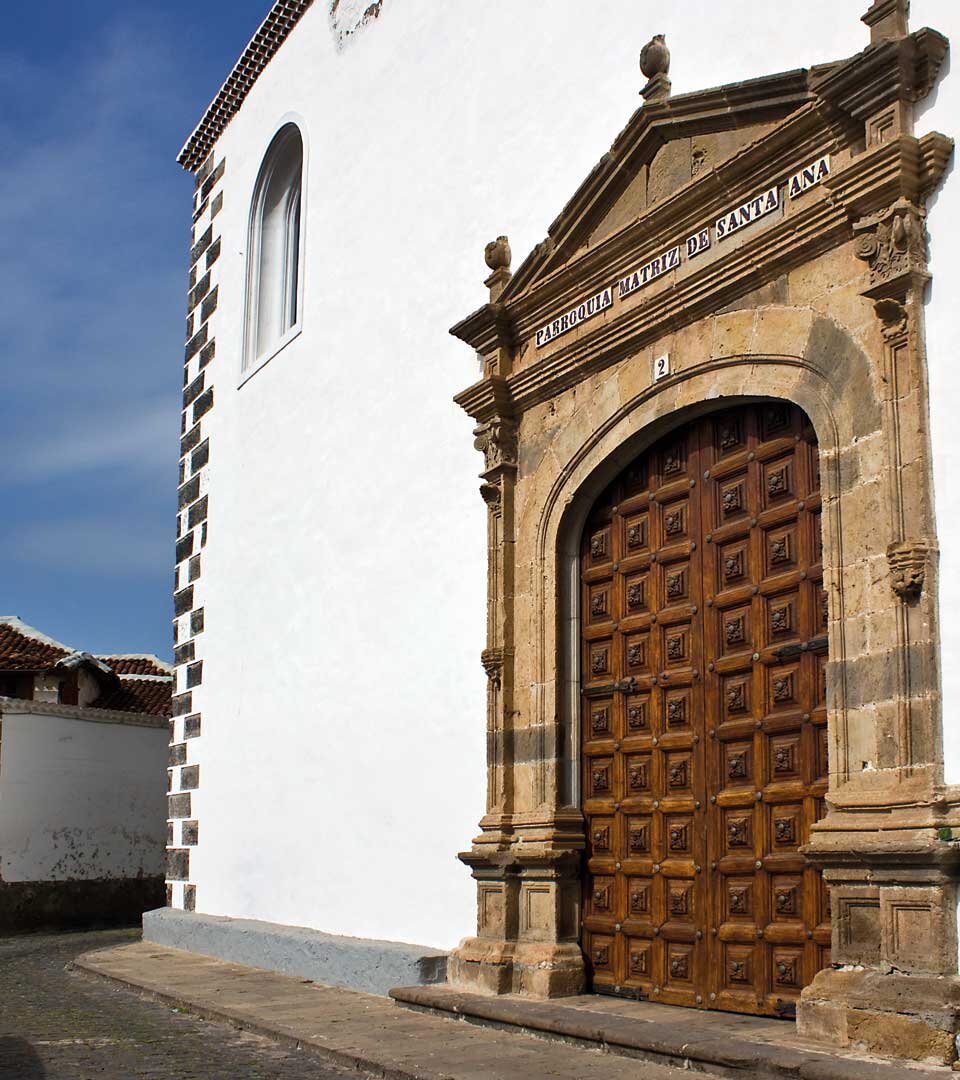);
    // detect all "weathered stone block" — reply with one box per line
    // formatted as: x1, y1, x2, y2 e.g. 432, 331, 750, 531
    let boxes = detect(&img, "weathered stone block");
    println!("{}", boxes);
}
166, 848, 189, 881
